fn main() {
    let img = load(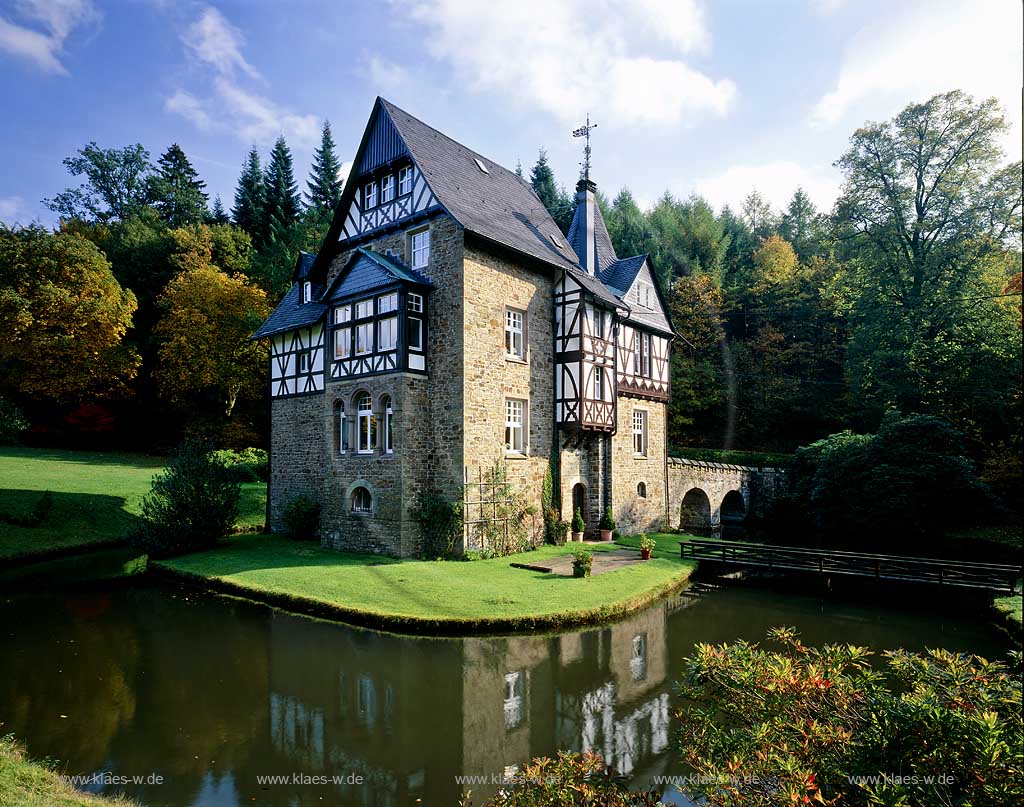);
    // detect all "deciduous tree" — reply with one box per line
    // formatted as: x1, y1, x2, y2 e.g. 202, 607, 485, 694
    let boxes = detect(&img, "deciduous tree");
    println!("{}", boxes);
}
44, 142, 155, 223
